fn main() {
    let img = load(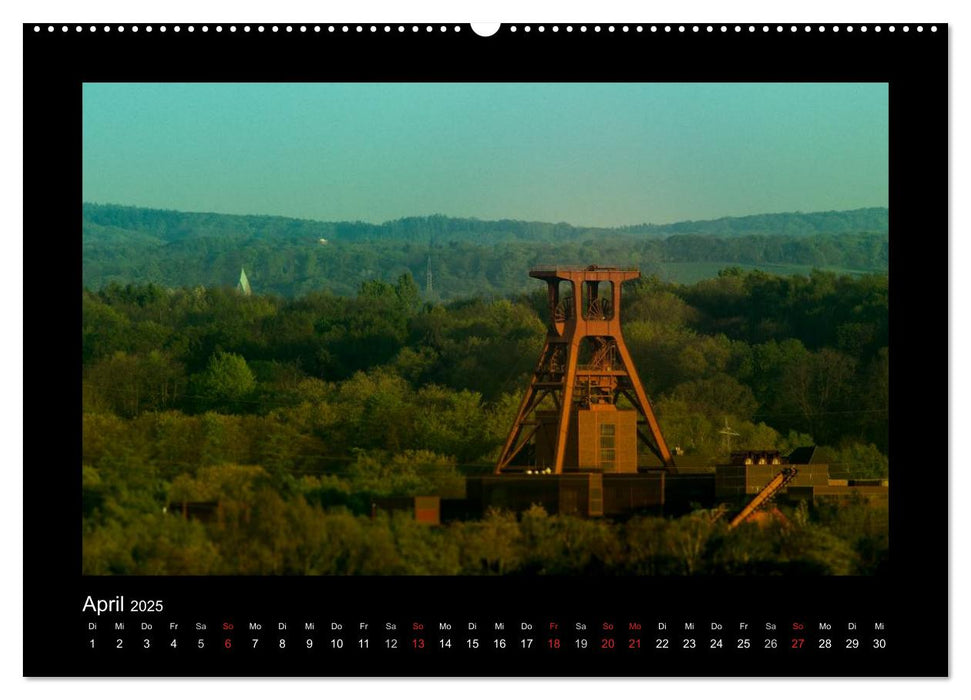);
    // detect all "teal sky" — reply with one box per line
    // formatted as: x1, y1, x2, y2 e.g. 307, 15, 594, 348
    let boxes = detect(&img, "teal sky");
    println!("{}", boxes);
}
82, 83, 888, 227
